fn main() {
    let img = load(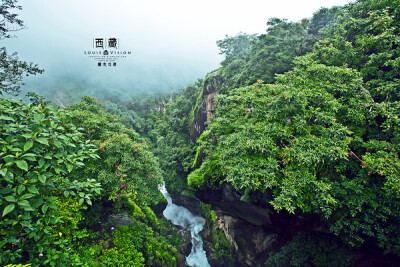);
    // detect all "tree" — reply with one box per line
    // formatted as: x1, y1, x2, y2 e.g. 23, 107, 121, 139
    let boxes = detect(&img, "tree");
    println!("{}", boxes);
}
189, 0, 400, 252
308, 6, 343, 37
68, 97, 165, 206
0, 98, 101, 264
0, 0, 24, 40
217, 32, 257, 64
0, 0, 43, 95
210, 7, 342, 92
311, 0, 400, 102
